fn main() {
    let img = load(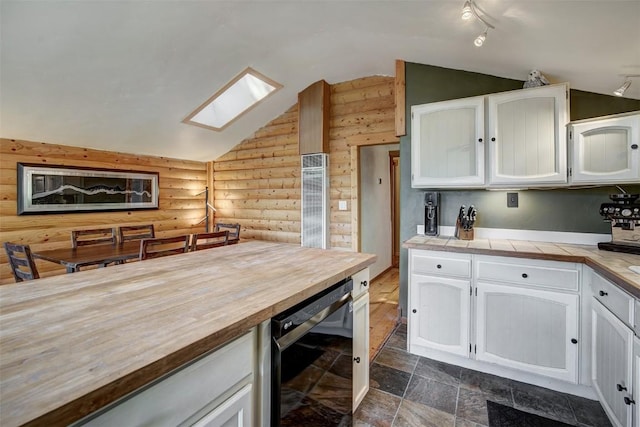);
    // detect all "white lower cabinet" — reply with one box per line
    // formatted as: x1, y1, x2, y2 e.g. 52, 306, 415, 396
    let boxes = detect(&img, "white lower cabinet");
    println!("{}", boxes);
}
592, 297, 634, 427
475, 282, 579, 383
409, 273, 471, 357
634, 337, 640, 427
353, 290, 370, 410
74, 331, 256, 427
